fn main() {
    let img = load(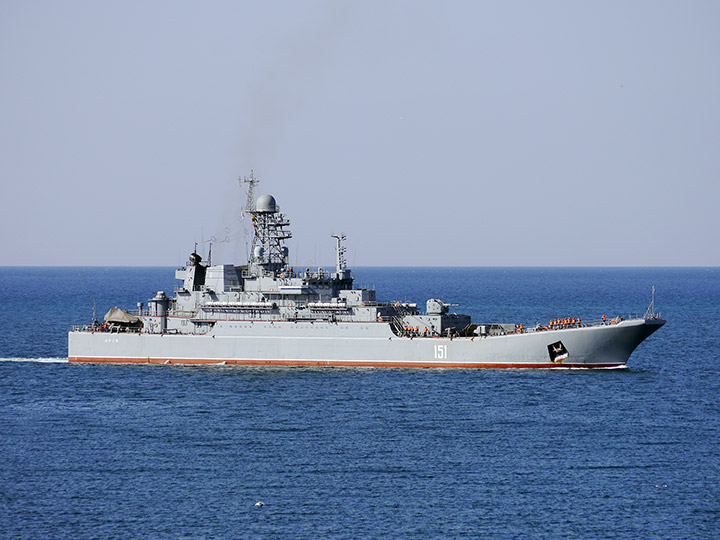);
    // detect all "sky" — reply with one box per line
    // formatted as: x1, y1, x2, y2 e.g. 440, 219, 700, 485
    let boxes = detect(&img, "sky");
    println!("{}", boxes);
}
1, 0, 718, 266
